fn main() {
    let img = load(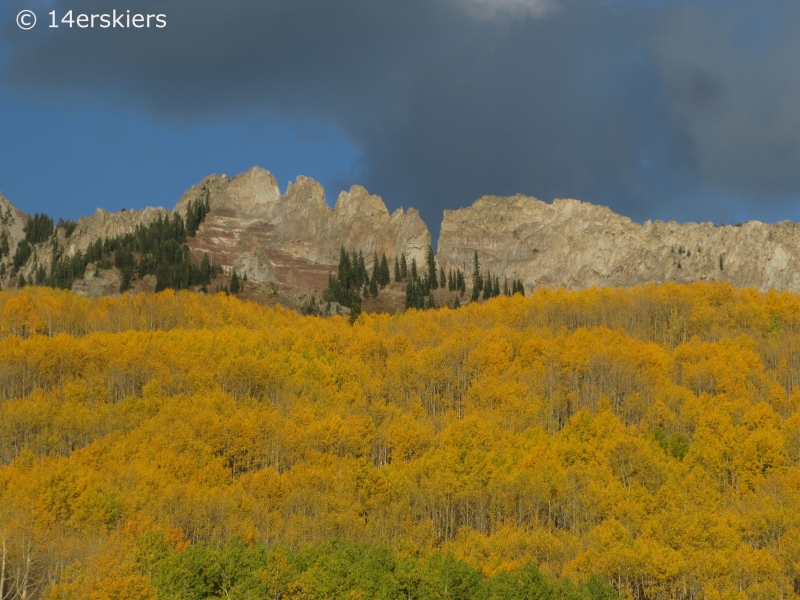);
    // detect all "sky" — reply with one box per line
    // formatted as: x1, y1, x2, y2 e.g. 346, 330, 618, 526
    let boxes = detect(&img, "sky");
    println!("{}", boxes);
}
2, 0, 800, 243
